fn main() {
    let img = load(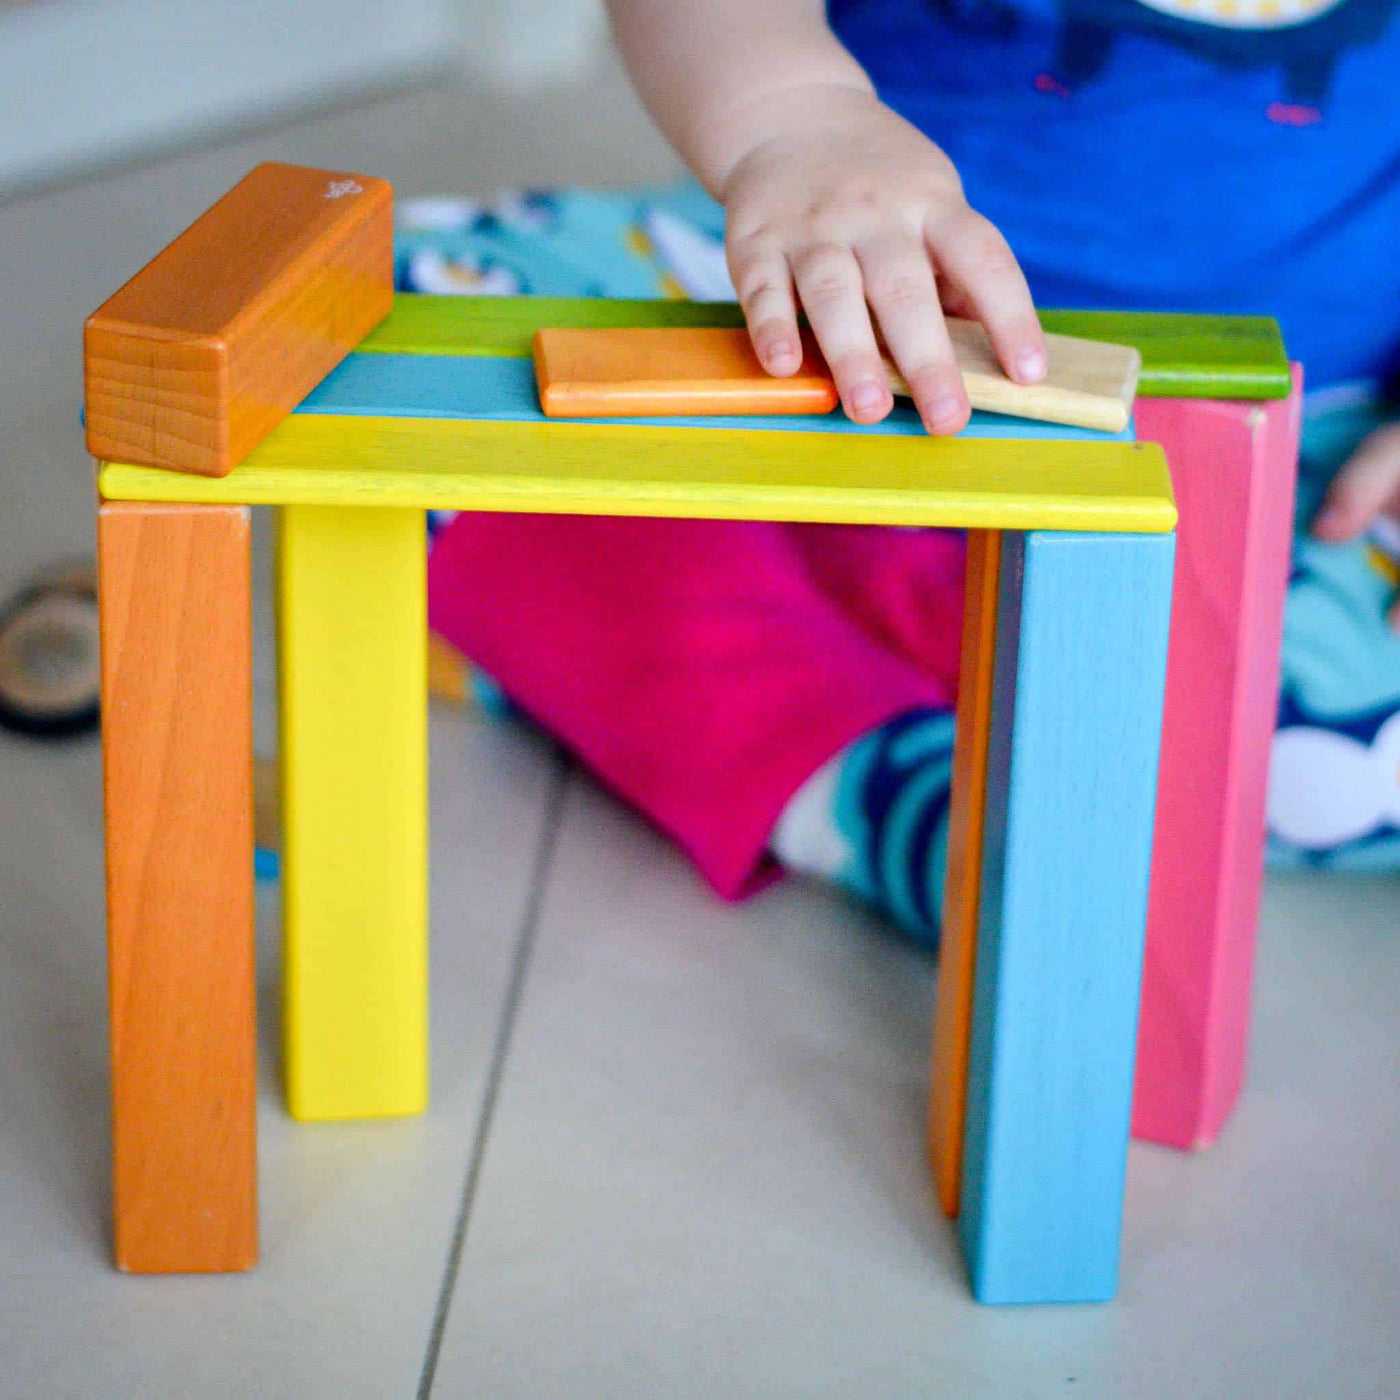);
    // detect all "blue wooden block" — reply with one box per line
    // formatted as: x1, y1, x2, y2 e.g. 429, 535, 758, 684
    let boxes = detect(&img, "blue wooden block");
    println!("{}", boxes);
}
959, 529, 1175, 1305
297, 352, 1133, 443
